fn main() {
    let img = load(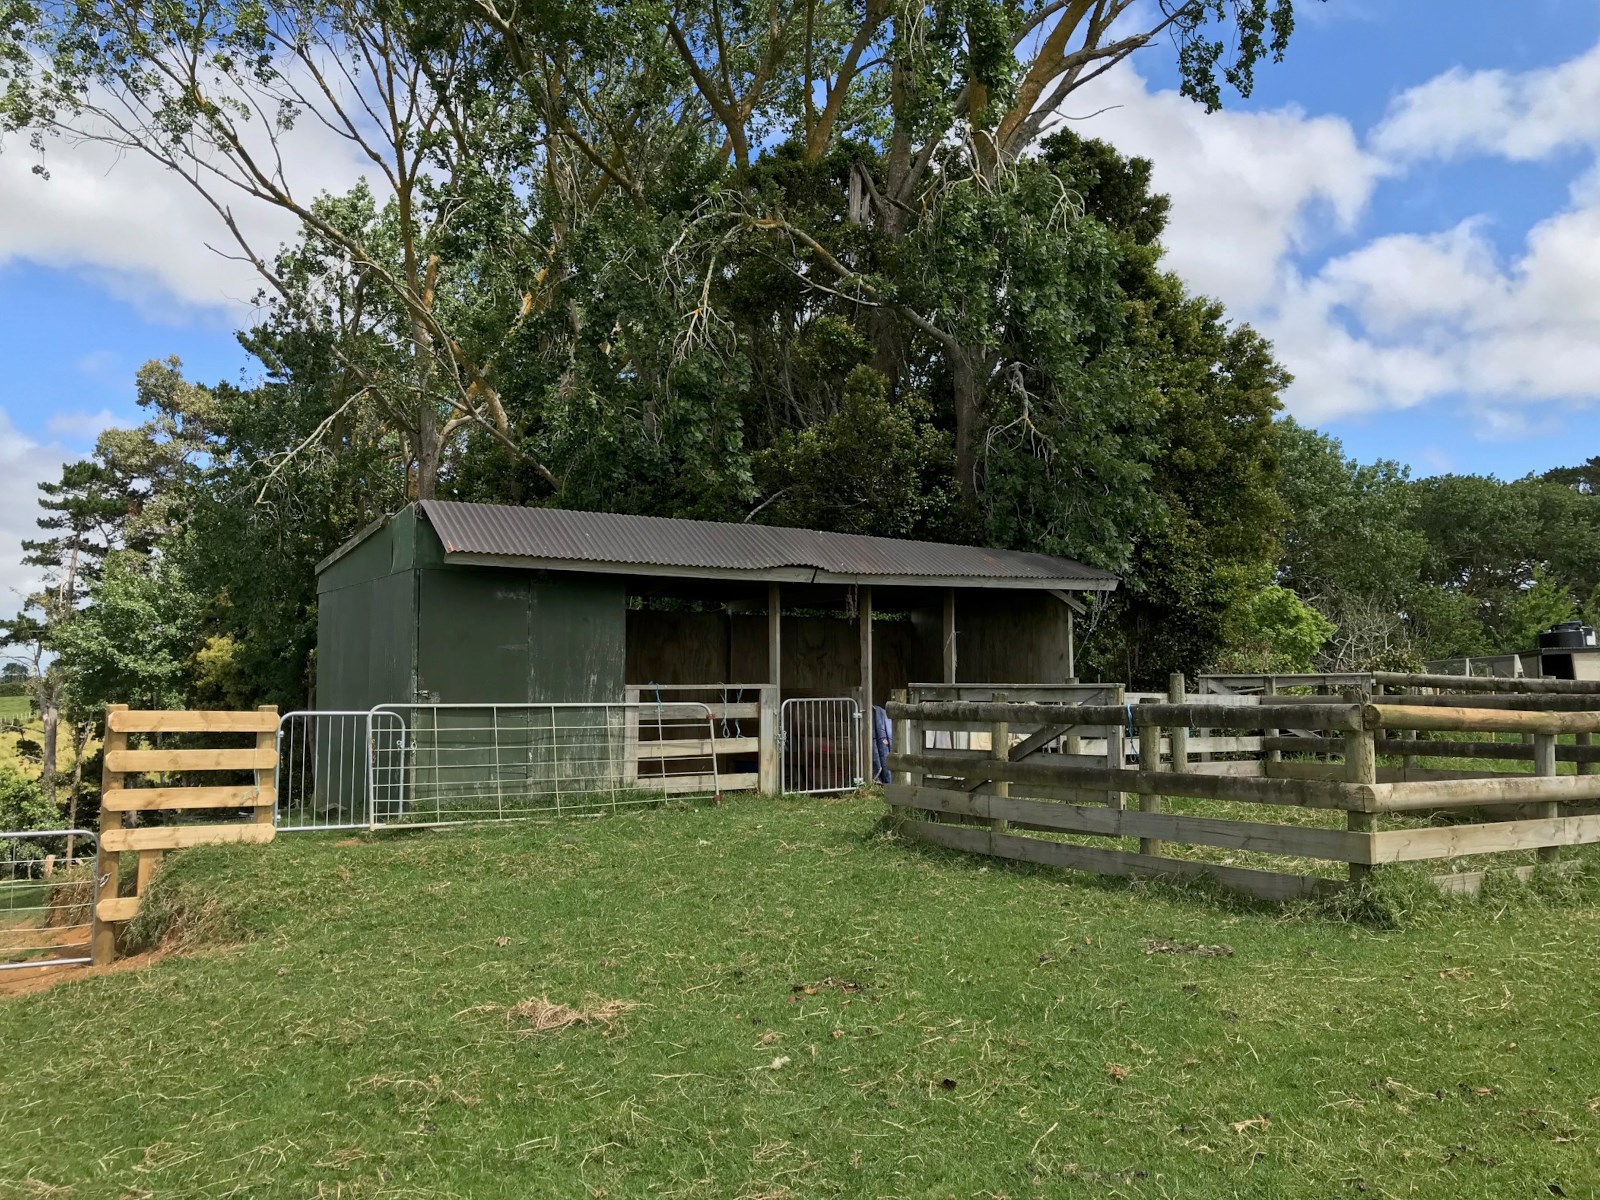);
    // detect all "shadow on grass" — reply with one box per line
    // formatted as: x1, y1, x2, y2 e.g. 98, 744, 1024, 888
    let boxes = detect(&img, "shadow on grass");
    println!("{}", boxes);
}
874, 811, 1600, 930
